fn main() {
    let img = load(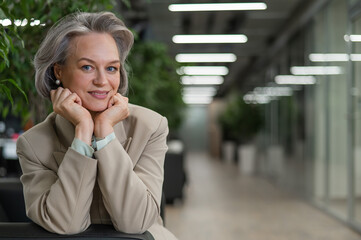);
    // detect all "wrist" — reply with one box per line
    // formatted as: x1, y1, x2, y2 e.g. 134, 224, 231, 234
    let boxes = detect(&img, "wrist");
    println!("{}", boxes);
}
94, 121, 113, 139
75, 122, 94, 145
